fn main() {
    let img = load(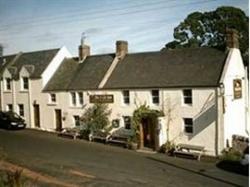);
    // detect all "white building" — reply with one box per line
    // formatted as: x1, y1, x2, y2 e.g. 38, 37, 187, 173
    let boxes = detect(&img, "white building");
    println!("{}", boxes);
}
0, 30, 248, 156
